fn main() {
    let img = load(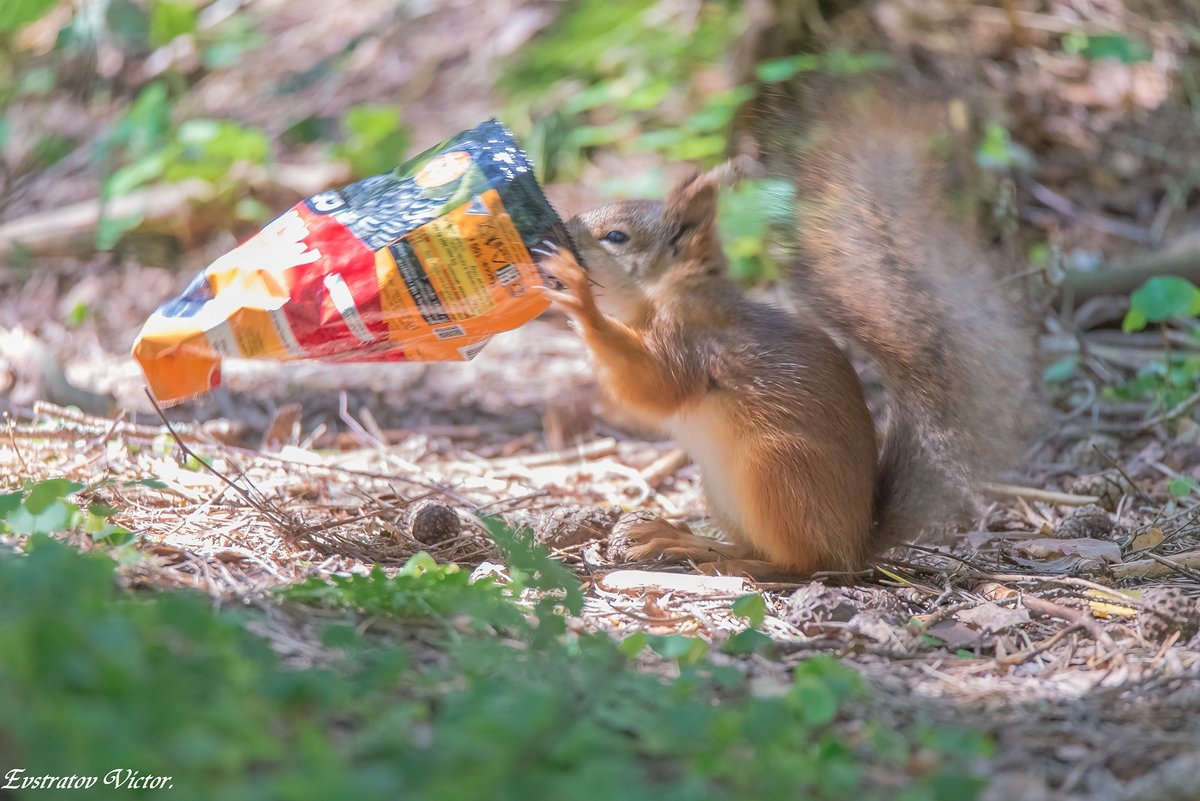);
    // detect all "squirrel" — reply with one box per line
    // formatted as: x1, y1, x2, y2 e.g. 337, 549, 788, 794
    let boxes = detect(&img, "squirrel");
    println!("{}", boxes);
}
539, 99, 1035, 578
